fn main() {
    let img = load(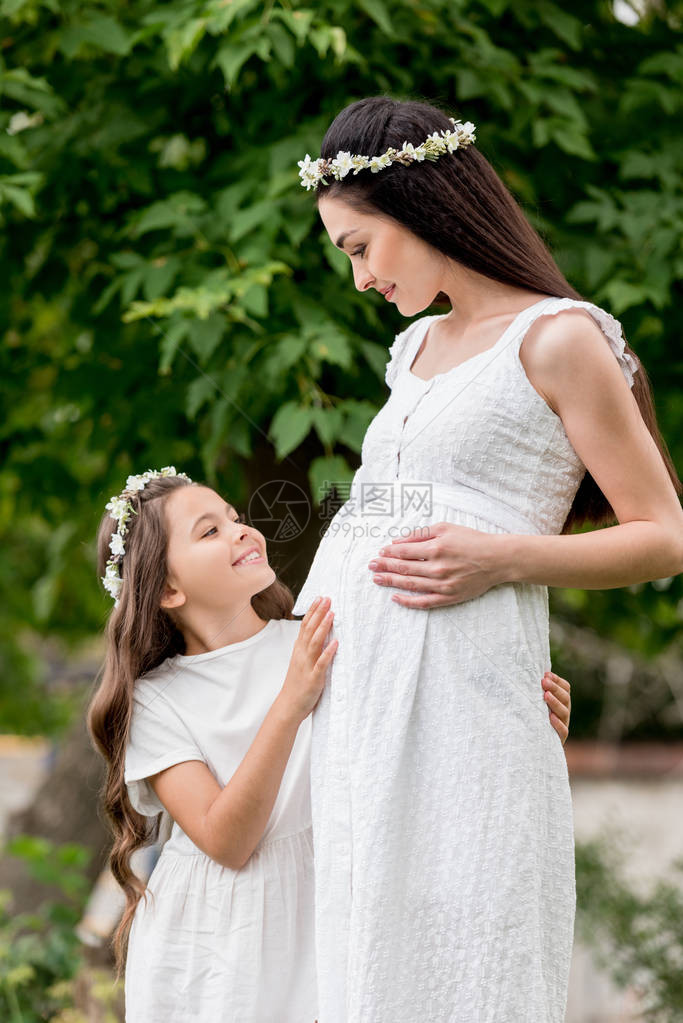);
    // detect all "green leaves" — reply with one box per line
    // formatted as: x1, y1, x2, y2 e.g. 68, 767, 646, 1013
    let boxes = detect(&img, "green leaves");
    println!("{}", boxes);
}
127, 192, 208, 239
1, 0, 682, 746
0, 171, 43, 219
58, 15, 136, 58
576, 837, 683, 1018
269, 401, 314, 459
536, 7, 583, 51
214, 37, 270, 89
120, 263, 291, 333
0, 836, 94, 1020
358, 0, 394, 38
0, 66, 65, 119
